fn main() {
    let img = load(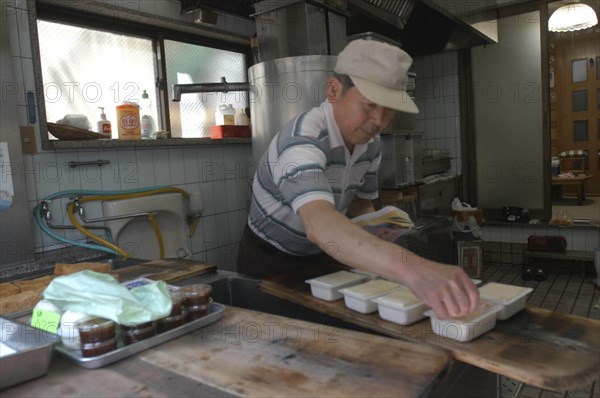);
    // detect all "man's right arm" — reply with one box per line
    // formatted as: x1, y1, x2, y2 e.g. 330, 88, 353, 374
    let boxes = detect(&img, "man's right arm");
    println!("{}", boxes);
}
298, 200, 479, 319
